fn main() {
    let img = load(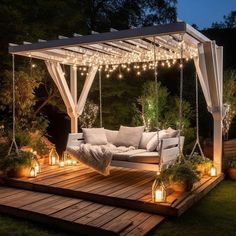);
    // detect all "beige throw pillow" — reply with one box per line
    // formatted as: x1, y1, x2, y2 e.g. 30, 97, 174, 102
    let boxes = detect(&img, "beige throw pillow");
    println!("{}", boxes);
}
165, 127, 179, 138
82, 128, 108, 145
114, 126, 144, 148
105, 129, 118, 144
146, 130, 168, 152
139, 132, 156, 149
